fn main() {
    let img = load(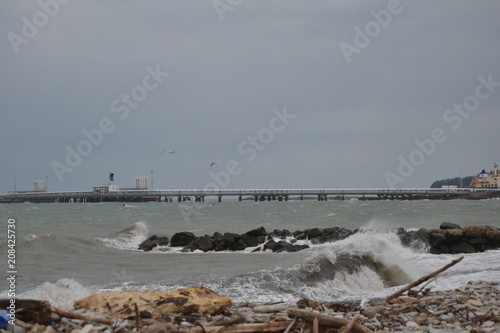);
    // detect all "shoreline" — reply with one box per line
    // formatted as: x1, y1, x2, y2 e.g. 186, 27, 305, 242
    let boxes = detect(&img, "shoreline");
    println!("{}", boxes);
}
3, 280, 499, 333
